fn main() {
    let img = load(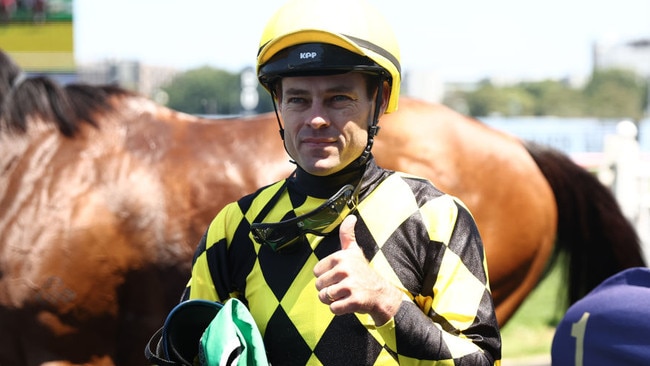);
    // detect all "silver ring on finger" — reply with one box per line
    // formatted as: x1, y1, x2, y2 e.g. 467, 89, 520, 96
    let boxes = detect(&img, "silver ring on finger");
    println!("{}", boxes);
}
326, 287, 336, 302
